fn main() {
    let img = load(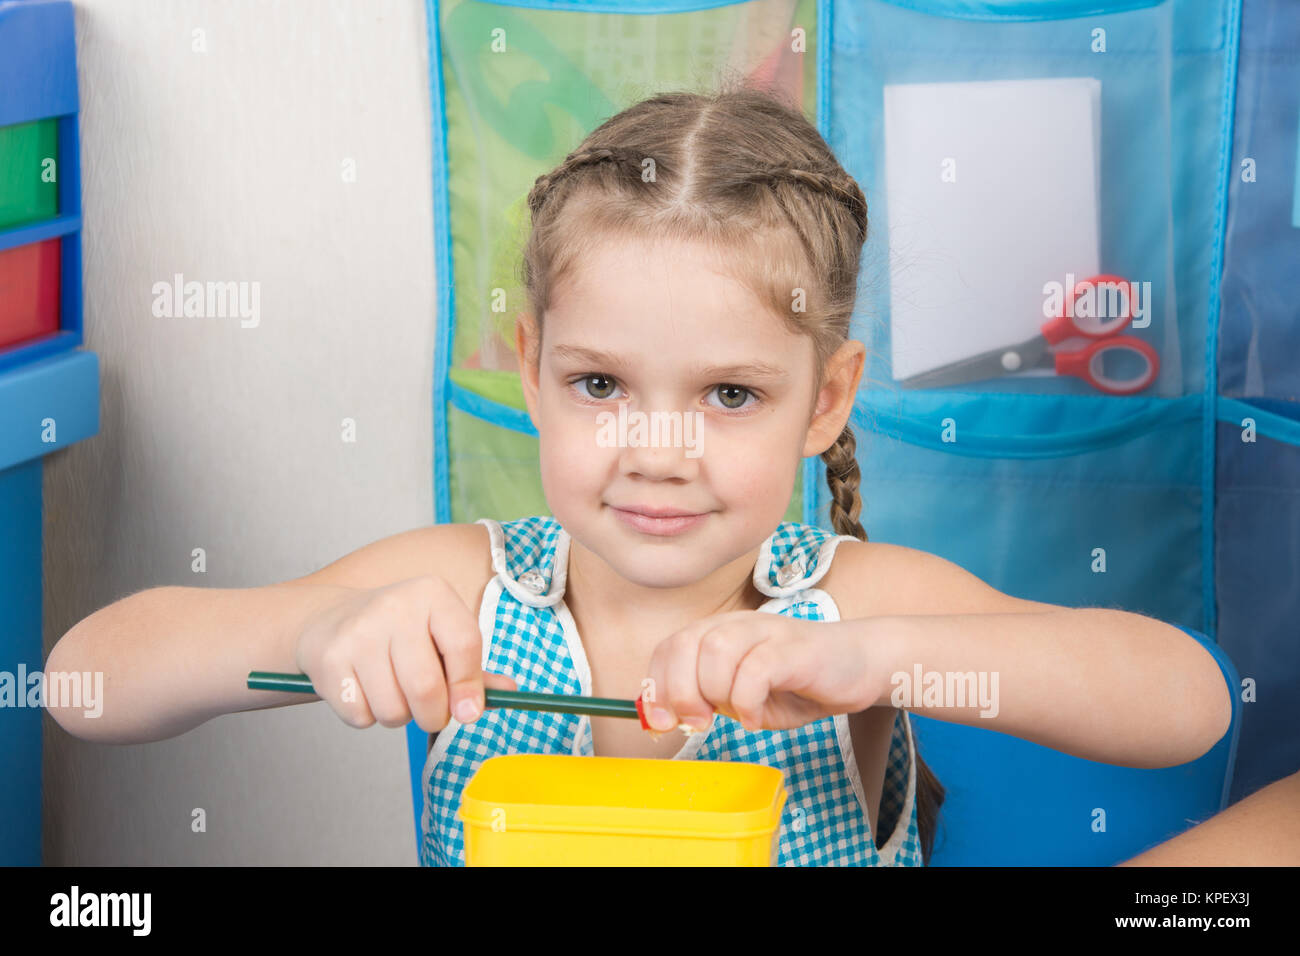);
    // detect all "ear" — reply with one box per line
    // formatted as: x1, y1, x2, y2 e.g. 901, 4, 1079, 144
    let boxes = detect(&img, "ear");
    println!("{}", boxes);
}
516, 312, 543, 431
802, 339, 865, 458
